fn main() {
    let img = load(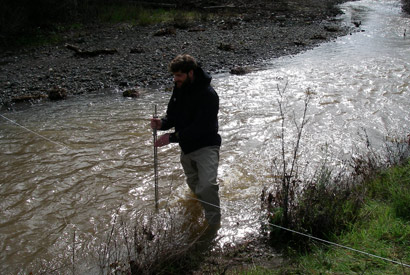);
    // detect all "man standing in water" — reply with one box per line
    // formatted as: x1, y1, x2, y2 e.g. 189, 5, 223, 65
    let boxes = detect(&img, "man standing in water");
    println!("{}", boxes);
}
151, 54, 222, 227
